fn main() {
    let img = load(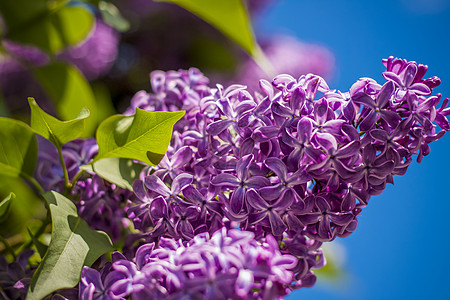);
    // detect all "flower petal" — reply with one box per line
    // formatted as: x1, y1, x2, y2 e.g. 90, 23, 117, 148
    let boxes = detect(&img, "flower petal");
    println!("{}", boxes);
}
230, 186, 246, 214
171, 173, 193, 194
144, 175, 170, 197
211, 173, 239, 187
269, 211, 287, 236
246, 189, 268, 209
264, 157, 287, 182
206, 119, 232, 135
